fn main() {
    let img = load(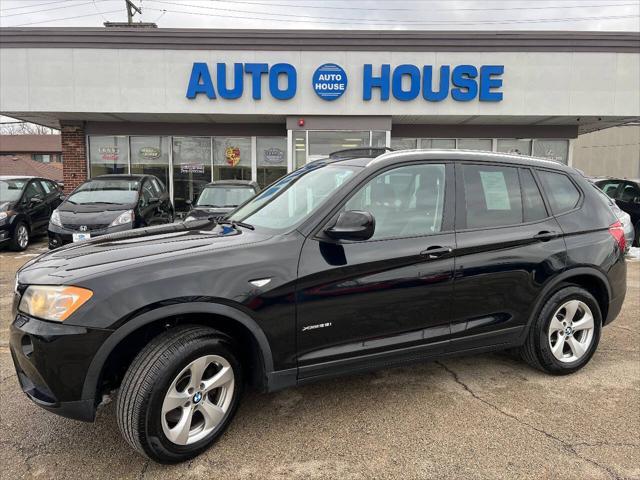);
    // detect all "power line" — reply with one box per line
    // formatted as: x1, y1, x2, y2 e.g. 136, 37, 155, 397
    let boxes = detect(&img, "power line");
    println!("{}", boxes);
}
144, 4, 640, 26
10, 8, 122, 26
0, 0, 79, 12
1, 1, 97, 18
196, 0, 640, 13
